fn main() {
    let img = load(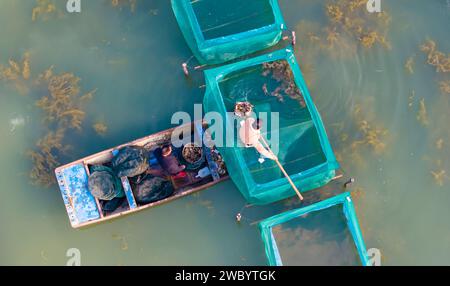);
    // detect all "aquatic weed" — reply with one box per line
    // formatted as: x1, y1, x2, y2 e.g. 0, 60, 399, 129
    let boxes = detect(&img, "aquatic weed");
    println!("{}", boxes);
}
35, 72, 96, 131
439, 80, 450, 95
261, 61, 306, 107
32, 0, 58, 22
27, 65, 98, 186
404, 56, 415, 74
111, 0, 137, 12
93, 122, 108, 136
294, 0, 391, 64
420, 40, 450, 73
326, 0, 391, 50
28, 128, 71, 187
0, 52, 32, 95
416, 98, 429, 126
